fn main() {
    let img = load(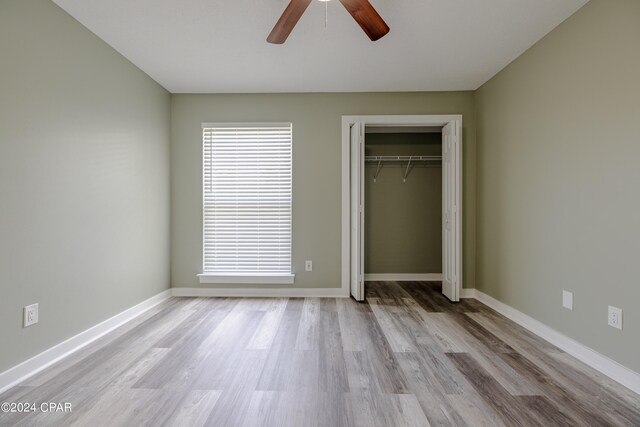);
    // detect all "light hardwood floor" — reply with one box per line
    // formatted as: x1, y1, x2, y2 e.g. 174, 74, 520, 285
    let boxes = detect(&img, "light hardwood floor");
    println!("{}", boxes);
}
1, 281, 639, 426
